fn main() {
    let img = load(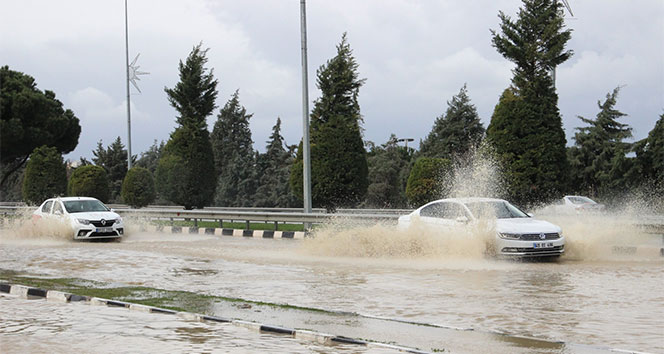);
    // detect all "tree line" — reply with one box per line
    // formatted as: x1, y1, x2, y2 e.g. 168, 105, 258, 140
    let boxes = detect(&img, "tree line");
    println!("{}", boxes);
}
2, 0, 662, 211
